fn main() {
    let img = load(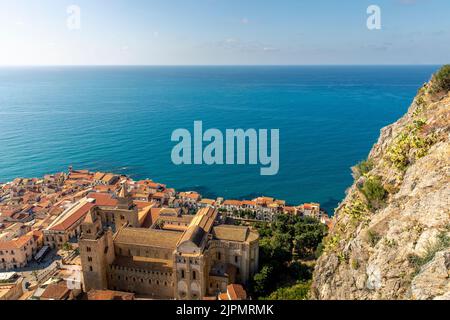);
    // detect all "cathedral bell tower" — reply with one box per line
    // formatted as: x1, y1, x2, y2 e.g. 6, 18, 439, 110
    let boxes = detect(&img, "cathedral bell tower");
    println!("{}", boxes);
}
79, 207, 115, 292
117, 182, 134, 210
